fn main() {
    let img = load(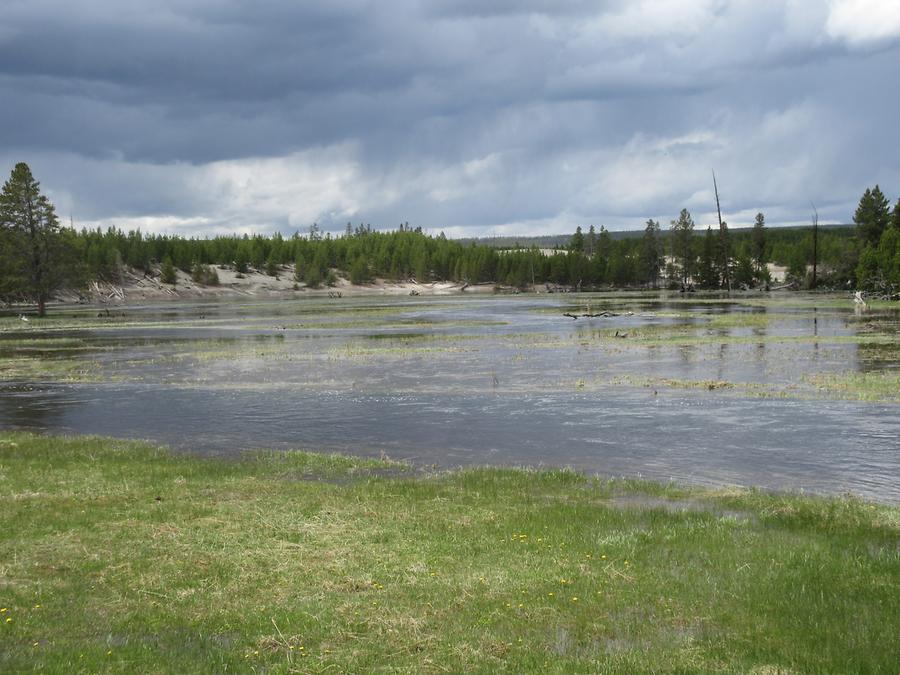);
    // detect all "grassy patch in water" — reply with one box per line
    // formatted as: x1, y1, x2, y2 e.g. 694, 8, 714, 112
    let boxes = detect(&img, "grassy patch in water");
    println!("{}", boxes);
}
610, 371, 900, 403
0, 356, 104, 382
279, 318, 509, 330
326, 343, 476, 361
1, 432, 898, 673
804, 370, 900, 402
590, 328, 897, 349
